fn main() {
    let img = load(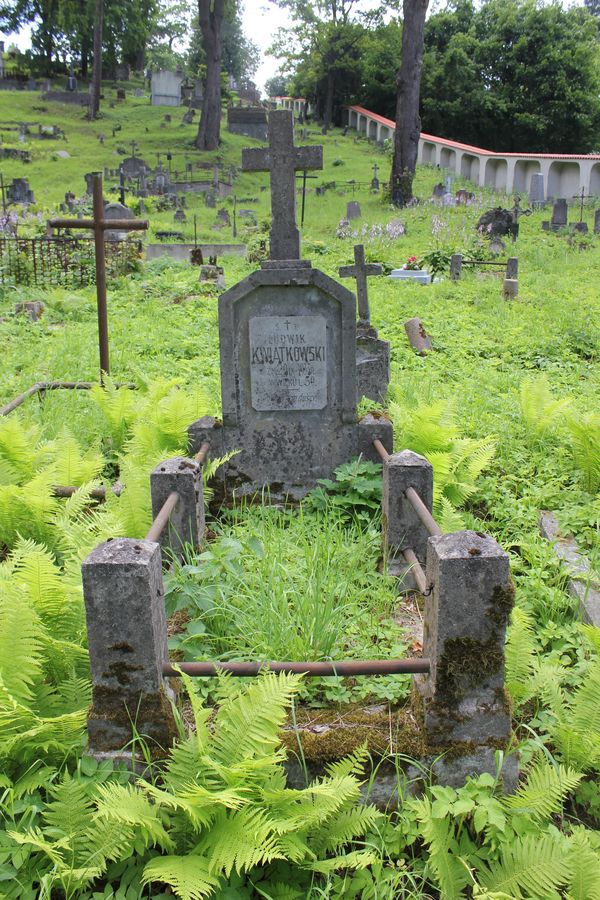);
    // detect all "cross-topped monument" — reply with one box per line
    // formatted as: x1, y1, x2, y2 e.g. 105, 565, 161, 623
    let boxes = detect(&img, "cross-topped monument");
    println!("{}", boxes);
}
339, 244, 383, 324
242, 109, 322, 260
